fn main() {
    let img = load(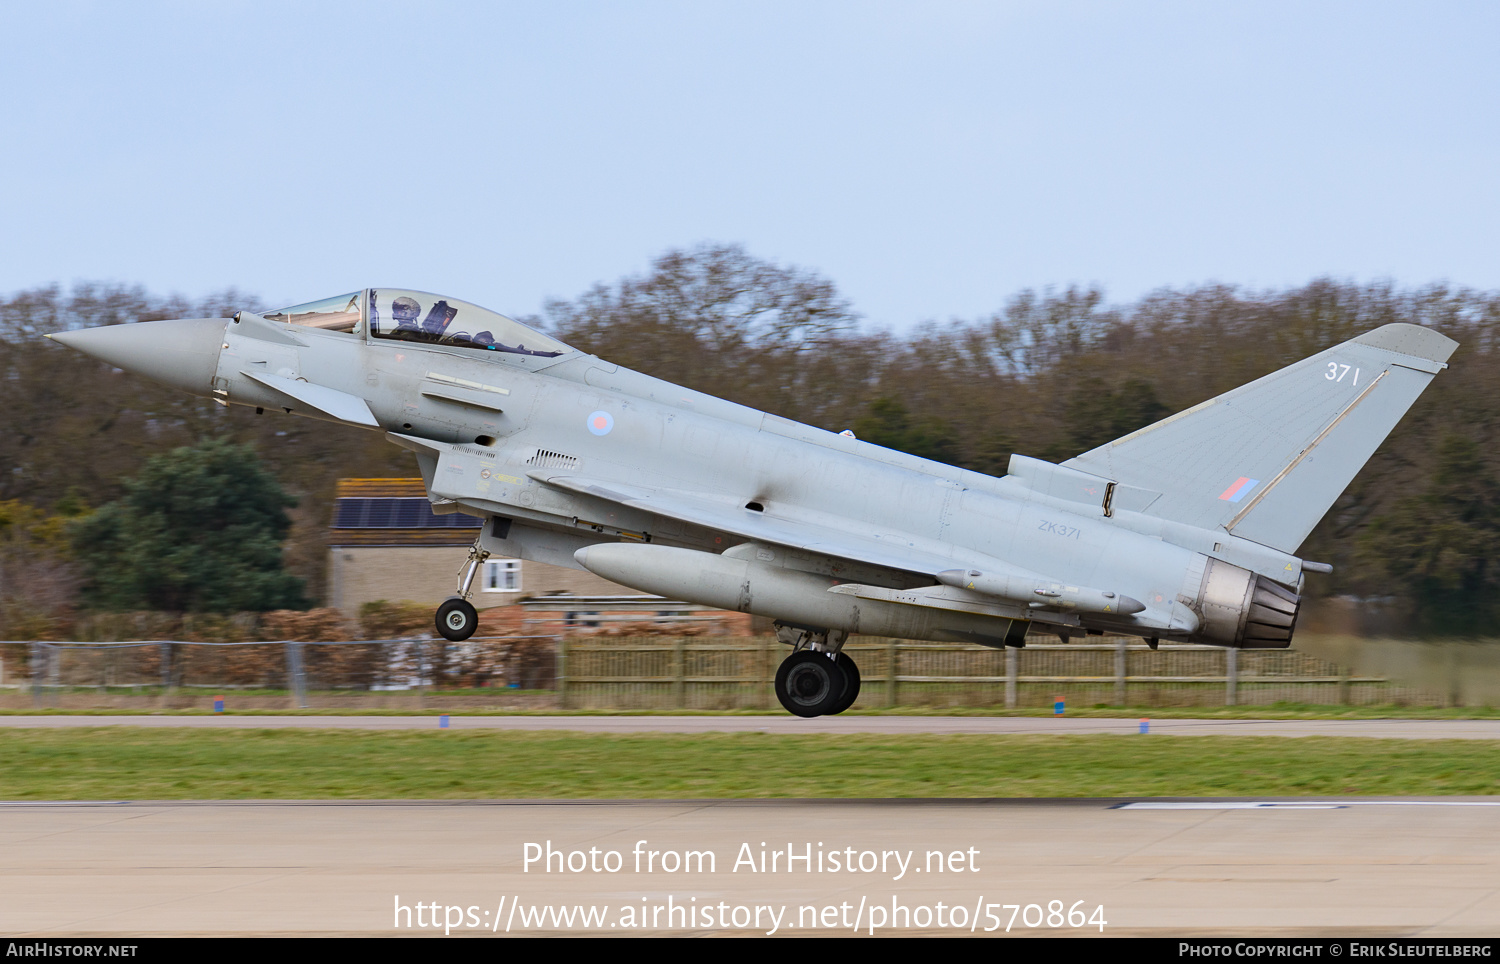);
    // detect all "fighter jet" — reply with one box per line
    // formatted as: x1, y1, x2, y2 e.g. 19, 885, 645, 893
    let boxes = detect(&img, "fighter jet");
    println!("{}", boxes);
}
47, 289, 1457, 716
